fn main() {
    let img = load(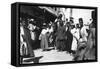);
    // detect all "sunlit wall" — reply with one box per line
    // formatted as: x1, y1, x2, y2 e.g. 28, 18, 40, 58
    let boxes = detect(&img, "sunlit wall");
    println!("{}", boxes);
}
61, 8, 94, 24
